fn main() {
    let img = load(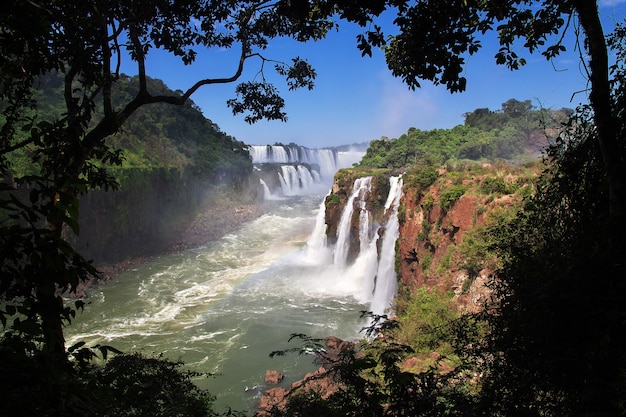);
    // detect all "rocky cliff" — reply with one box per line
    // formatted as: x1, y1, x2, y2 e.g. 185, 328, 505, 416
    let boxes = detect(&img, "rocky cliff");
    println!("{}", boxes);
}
324, 163, 538, 313
73, 166, 262, 265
